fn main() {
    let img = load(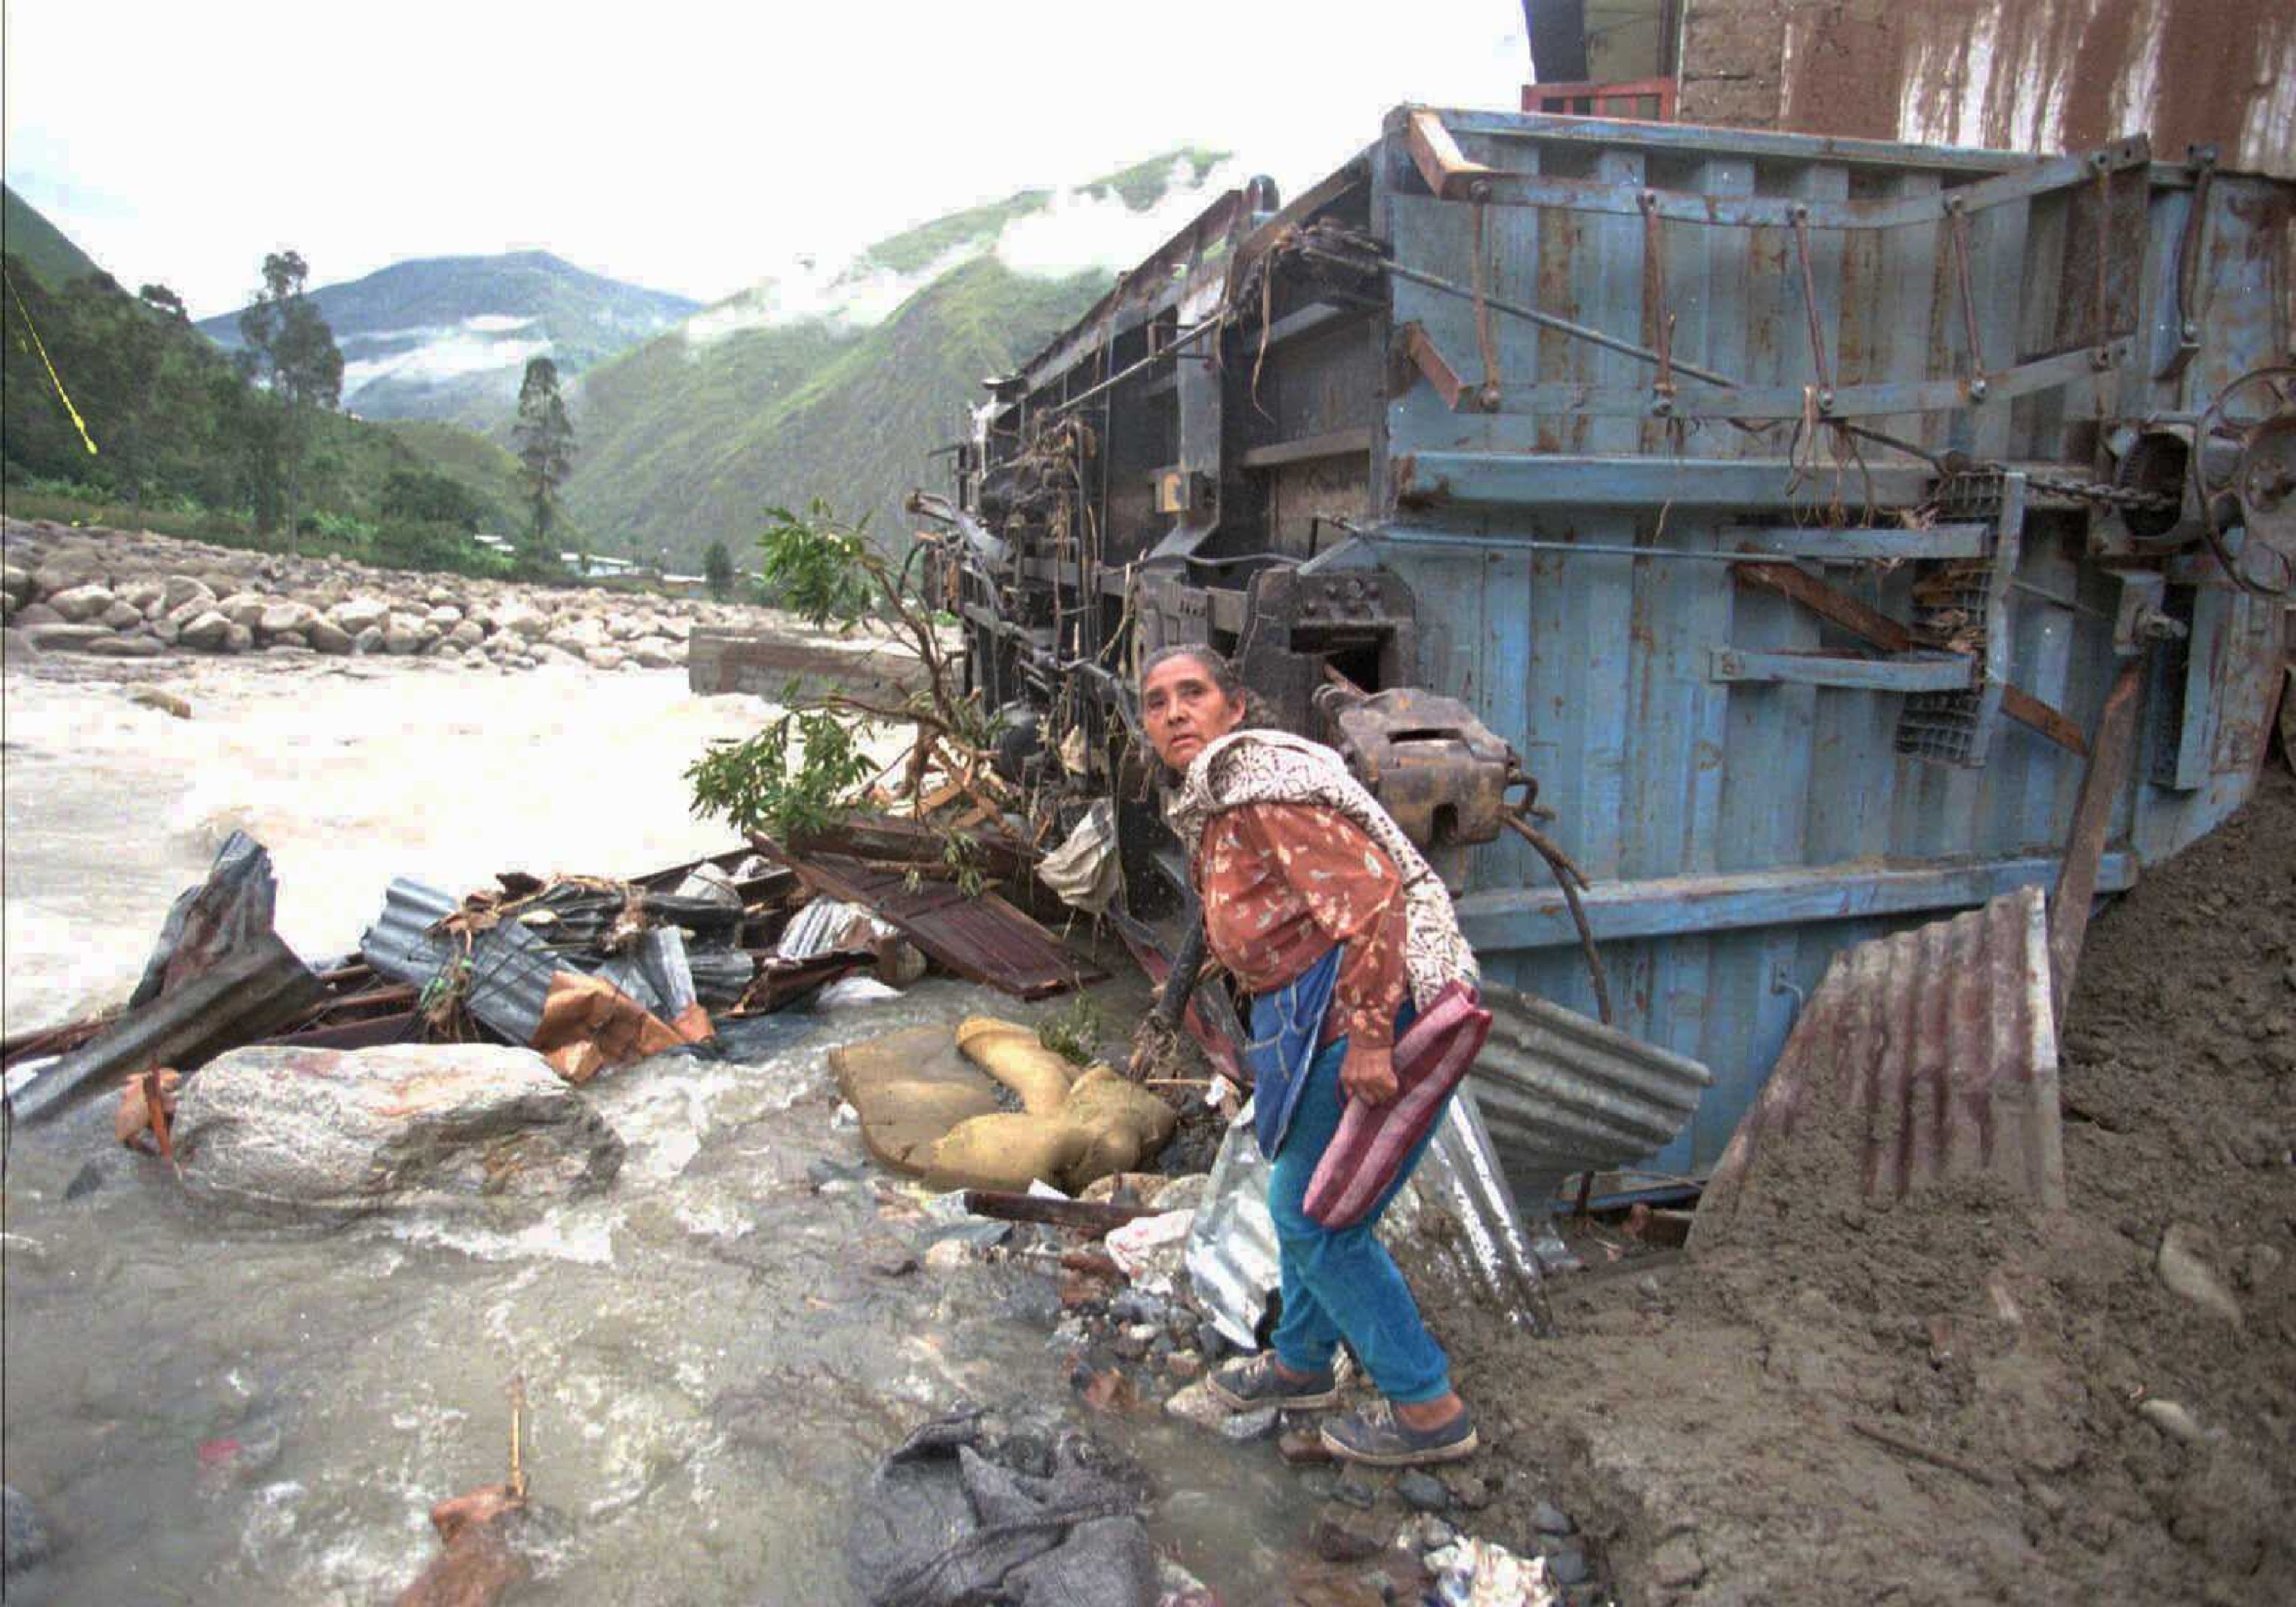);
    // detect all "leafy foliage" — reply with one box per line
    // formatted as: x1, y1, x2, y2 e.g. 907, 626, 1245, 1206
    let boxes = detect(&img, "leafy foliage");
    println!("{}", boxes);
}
234, 250, 345, 541
687, 702, 878, 841
1037, 994, 1106, 1068
753, 500, 875, 625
